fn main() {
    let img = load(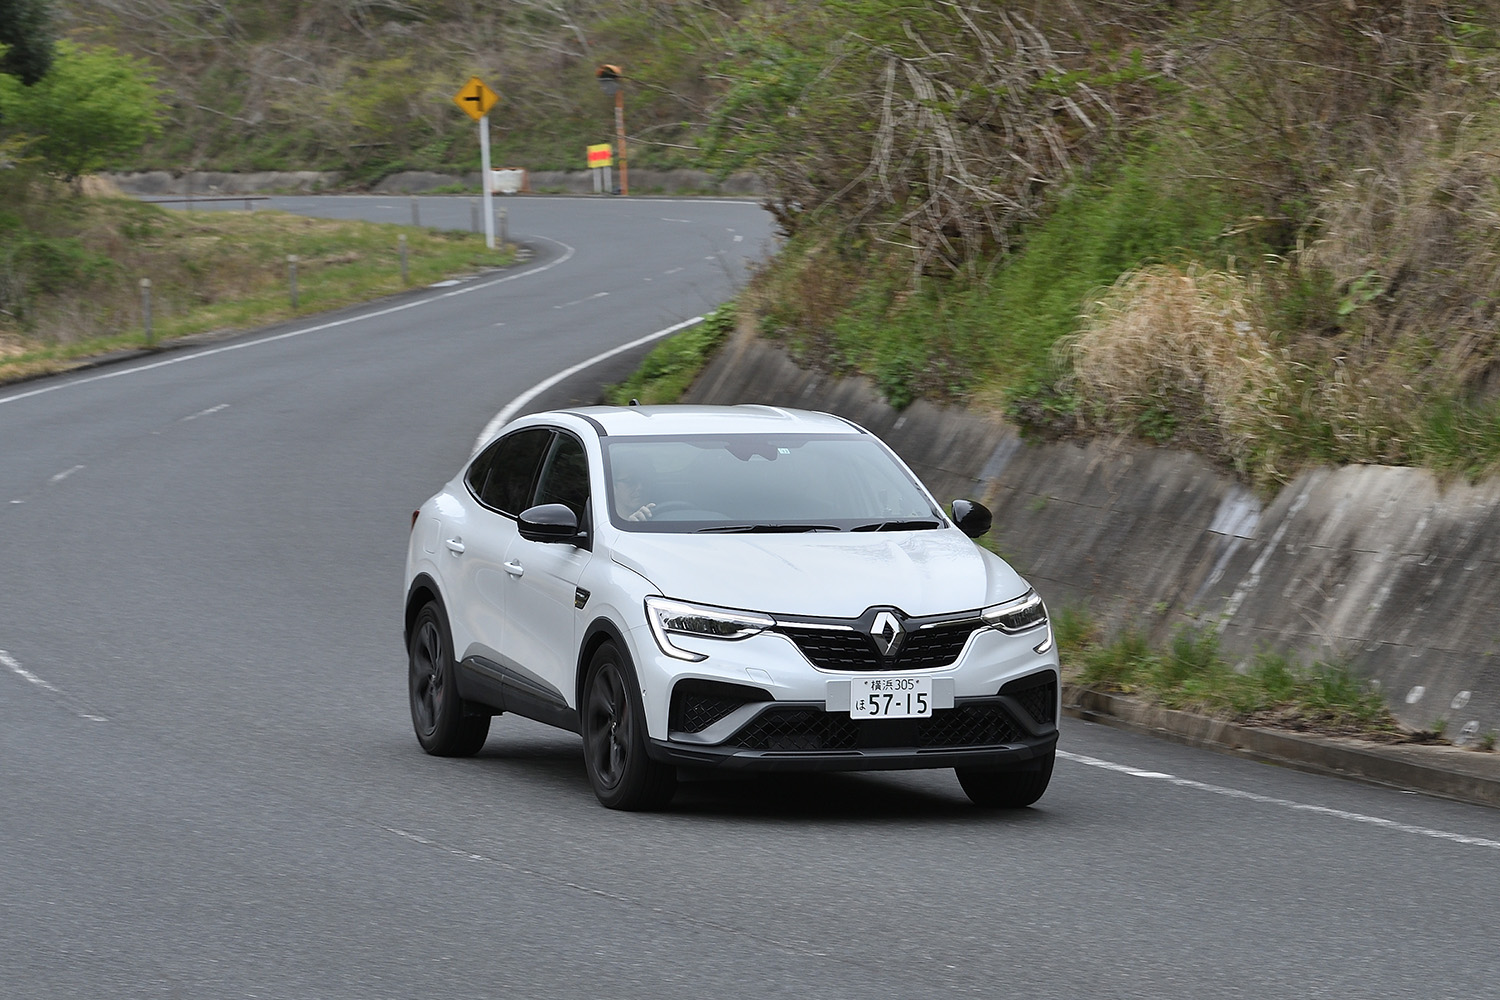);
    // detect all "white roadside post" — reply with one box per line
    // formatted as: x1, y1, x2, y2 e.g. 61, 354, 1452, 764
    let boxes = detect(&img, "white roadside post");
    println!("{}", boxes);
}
478, 112, 495, 250
453, 77, 501, 251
